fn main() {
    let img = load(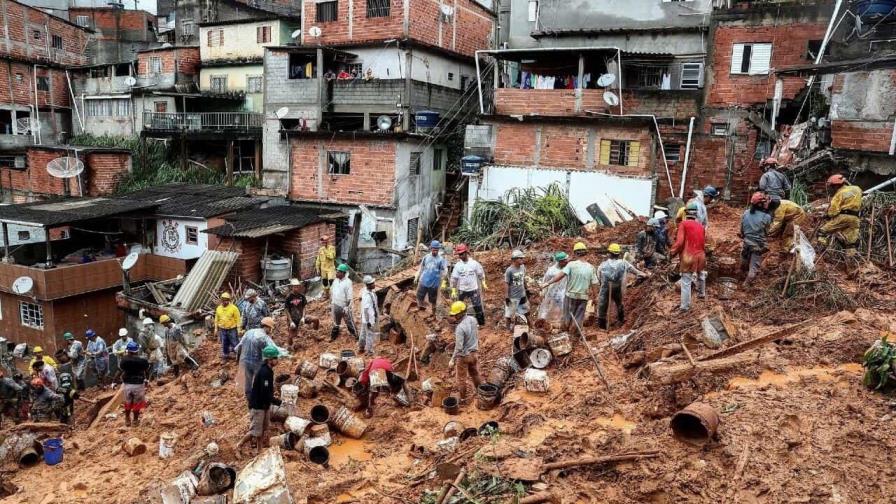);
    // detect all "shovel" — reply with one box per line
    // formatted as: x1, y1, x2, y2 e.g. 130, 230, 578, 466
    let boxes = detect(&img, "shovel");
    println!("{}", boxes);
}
483, 451, 659, 481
